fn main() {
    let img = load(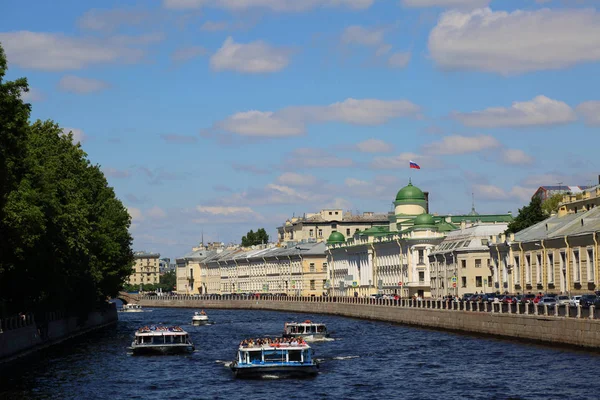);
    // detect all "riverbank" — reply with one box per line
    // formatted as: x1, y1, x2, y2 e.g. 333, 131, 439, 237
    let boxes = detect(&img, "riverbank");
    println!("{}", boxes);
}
137, 296, 600, 350
0, 303, 118, 365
